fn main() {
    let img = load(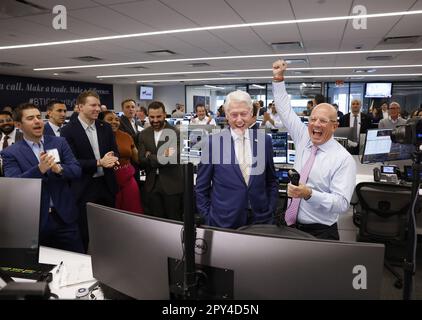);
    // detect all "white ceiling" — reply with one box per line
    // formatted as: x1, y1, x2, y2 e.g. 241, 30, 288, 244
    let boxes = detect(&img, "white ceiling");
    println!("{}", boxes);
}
0, 0, 421, 85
